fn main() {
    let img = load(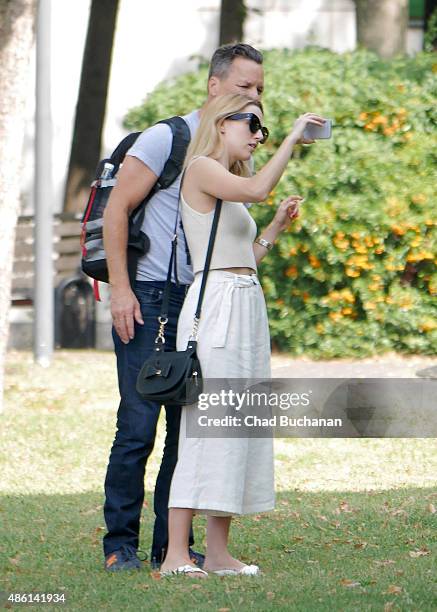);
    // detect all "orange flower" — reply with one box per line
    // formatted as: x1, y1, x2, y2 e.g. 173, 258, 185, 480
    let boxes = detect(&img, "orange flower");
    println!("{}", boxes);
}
346, 268, 360, 278
419, 320, 437, 332
391, 224, 406, 236
309, 254, 321, 268
285, 265, 298, 278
